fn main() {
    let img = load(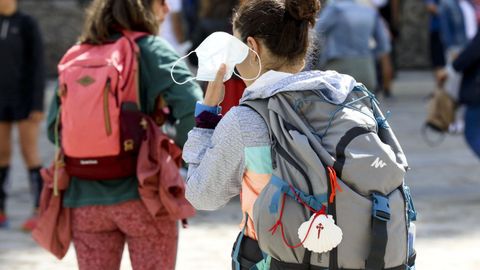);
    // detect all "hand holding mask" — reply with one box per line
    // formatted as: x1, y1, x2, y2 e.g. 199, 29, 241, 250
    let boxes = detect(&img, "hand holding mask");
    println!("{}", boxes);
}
203, 64, 227, 107
171, 32, 262, 84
